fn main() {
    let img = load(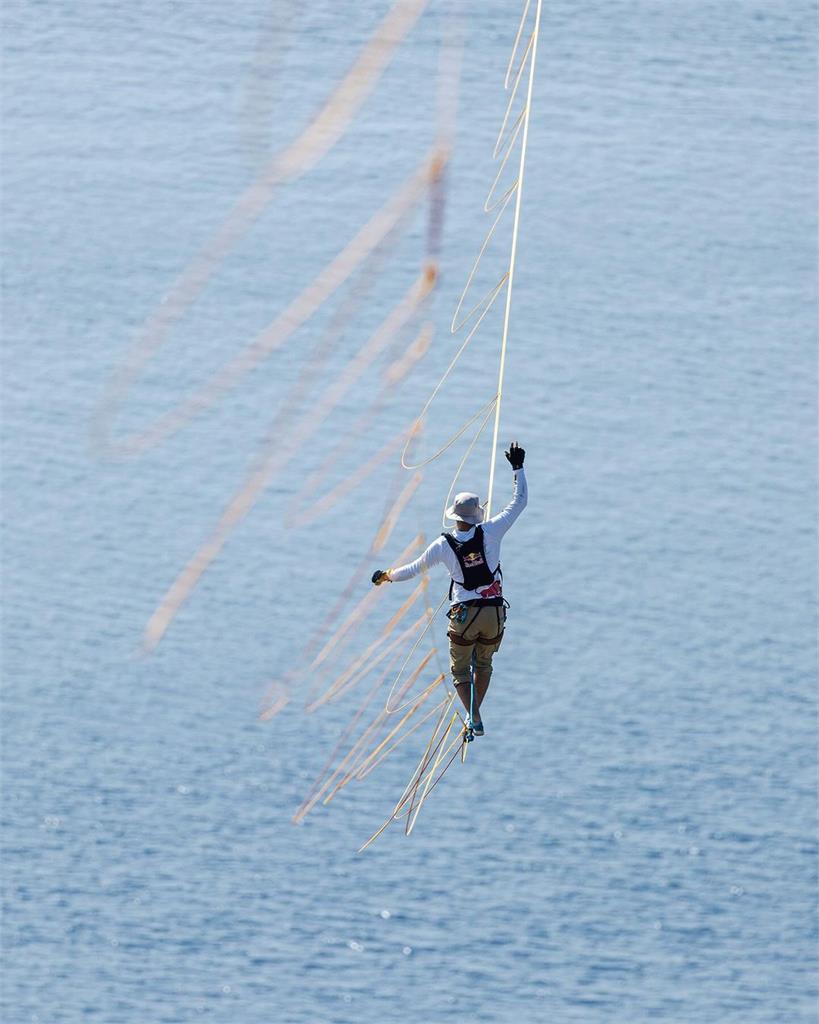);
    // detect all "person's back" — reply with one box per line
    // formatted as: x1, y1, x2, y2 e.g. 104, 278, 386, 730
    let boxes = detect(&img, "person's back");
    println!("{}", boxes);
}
372, 442, 527, 741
